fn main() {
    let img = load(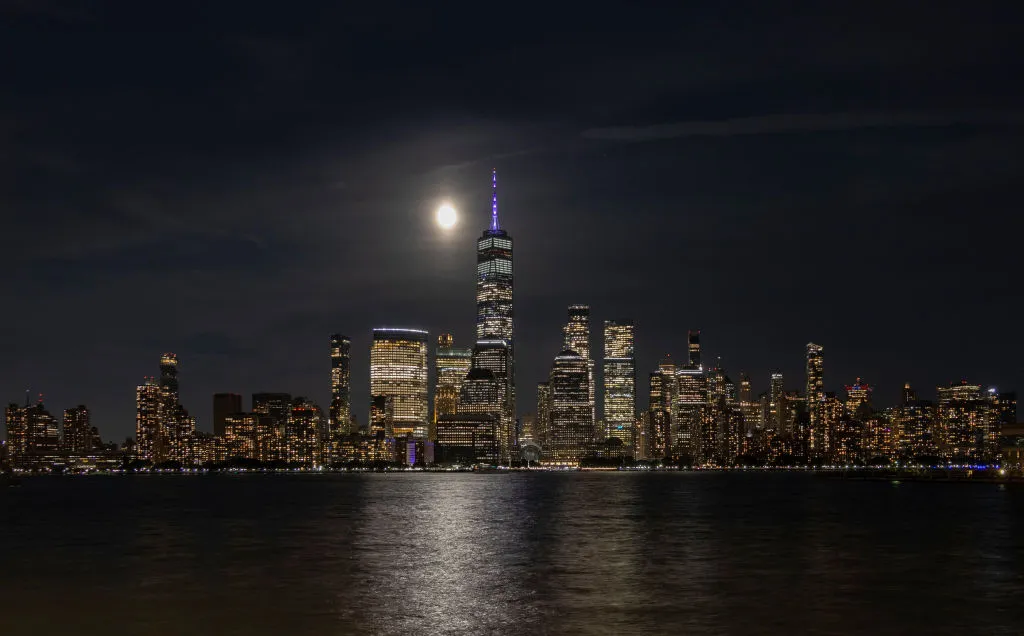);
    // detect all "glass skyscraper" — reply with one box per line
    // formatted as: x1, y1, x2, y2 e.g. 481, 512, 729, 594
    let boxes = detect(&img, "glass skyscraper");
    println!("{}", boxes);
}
806, 343, 825, 456
547, 349, 593, 464
602, 320, 635, 445
370, 328, 429, 439
330, 334, 352, 436
434, 333, 473, 432
563, 305, 594, 427
475, 169, 515, 460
